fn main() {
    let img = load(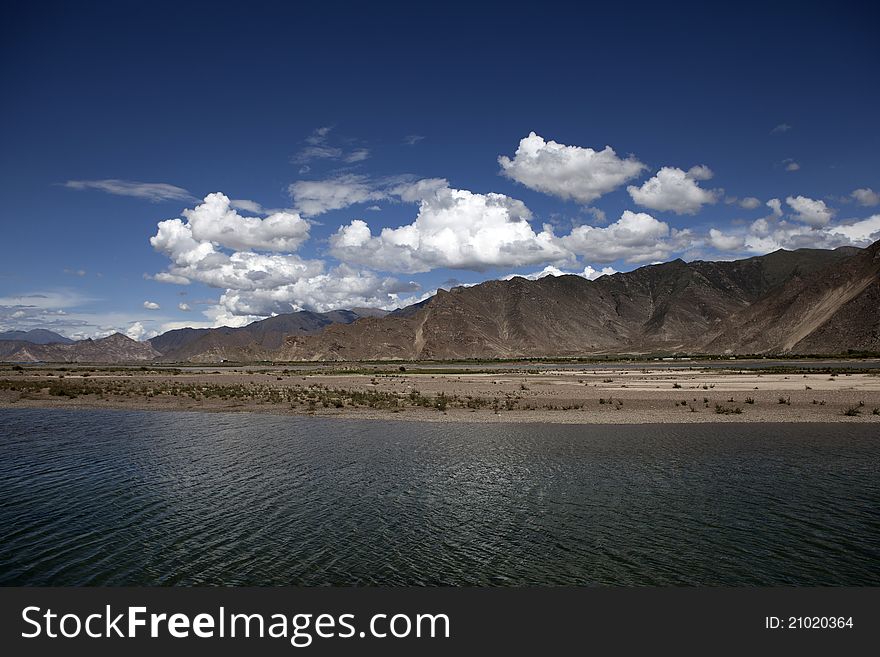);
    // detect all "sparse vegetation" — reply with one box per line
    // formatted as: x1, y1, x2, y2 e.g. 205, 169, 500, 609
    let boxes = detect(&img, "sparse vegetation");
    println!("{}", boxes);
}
2, 363, 878, 423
